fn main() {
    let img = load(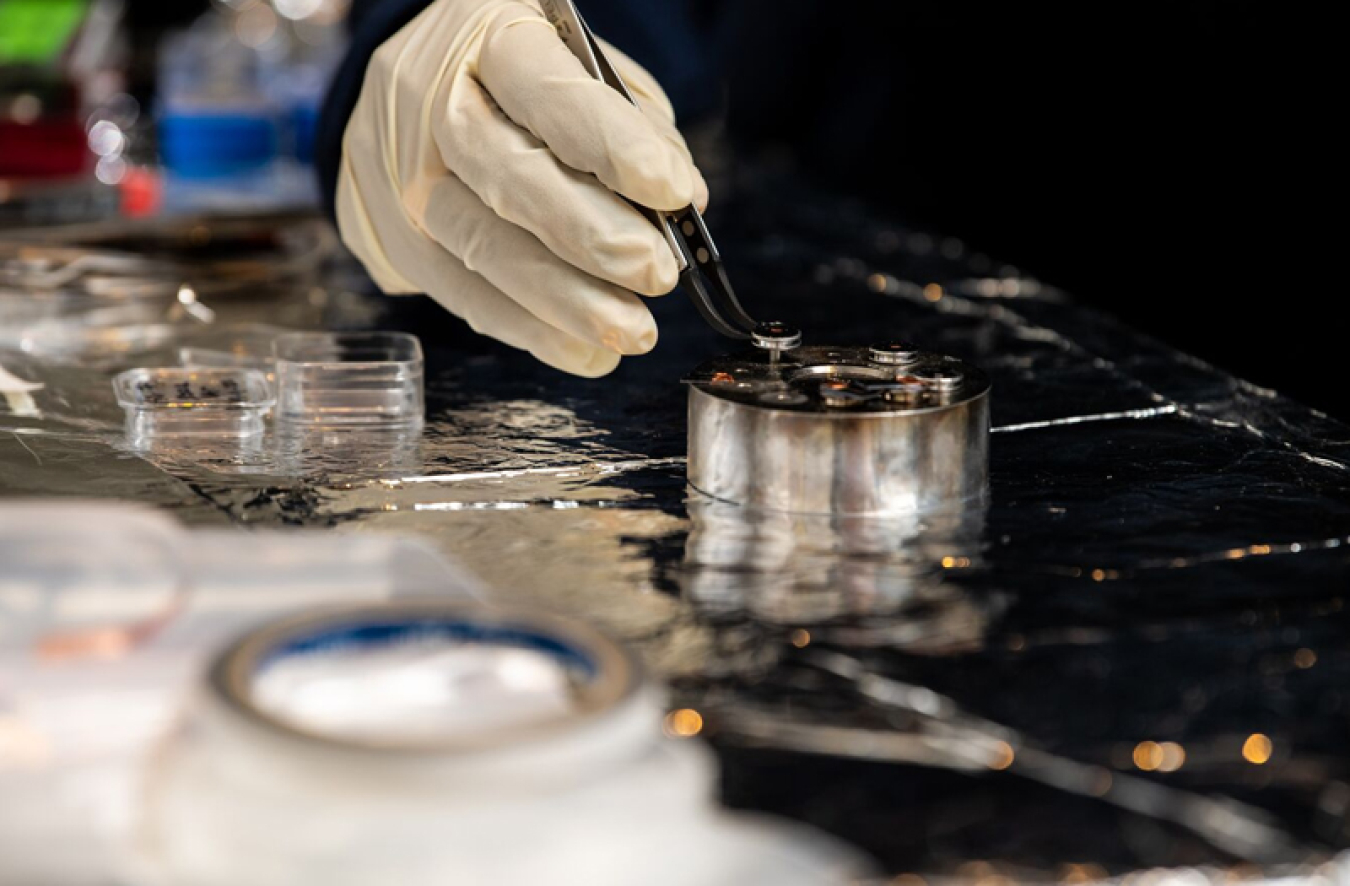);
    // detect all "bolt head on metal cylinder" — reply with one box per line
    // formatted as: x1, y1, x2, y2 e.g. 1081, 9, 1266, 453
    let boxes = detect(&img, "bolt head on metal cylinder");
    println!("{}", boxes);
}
912, 364, 965, 393
868, 341, 921, 365
750, 322, 802, 352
